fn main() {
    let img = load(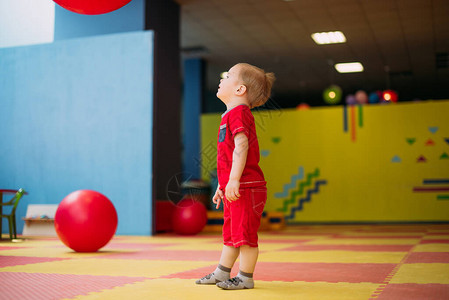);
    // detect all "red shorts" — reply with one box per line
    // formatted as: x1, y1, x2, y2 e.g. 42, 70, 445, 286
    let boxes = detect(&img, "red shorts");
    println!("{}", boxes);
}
222, 187, 267, 248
